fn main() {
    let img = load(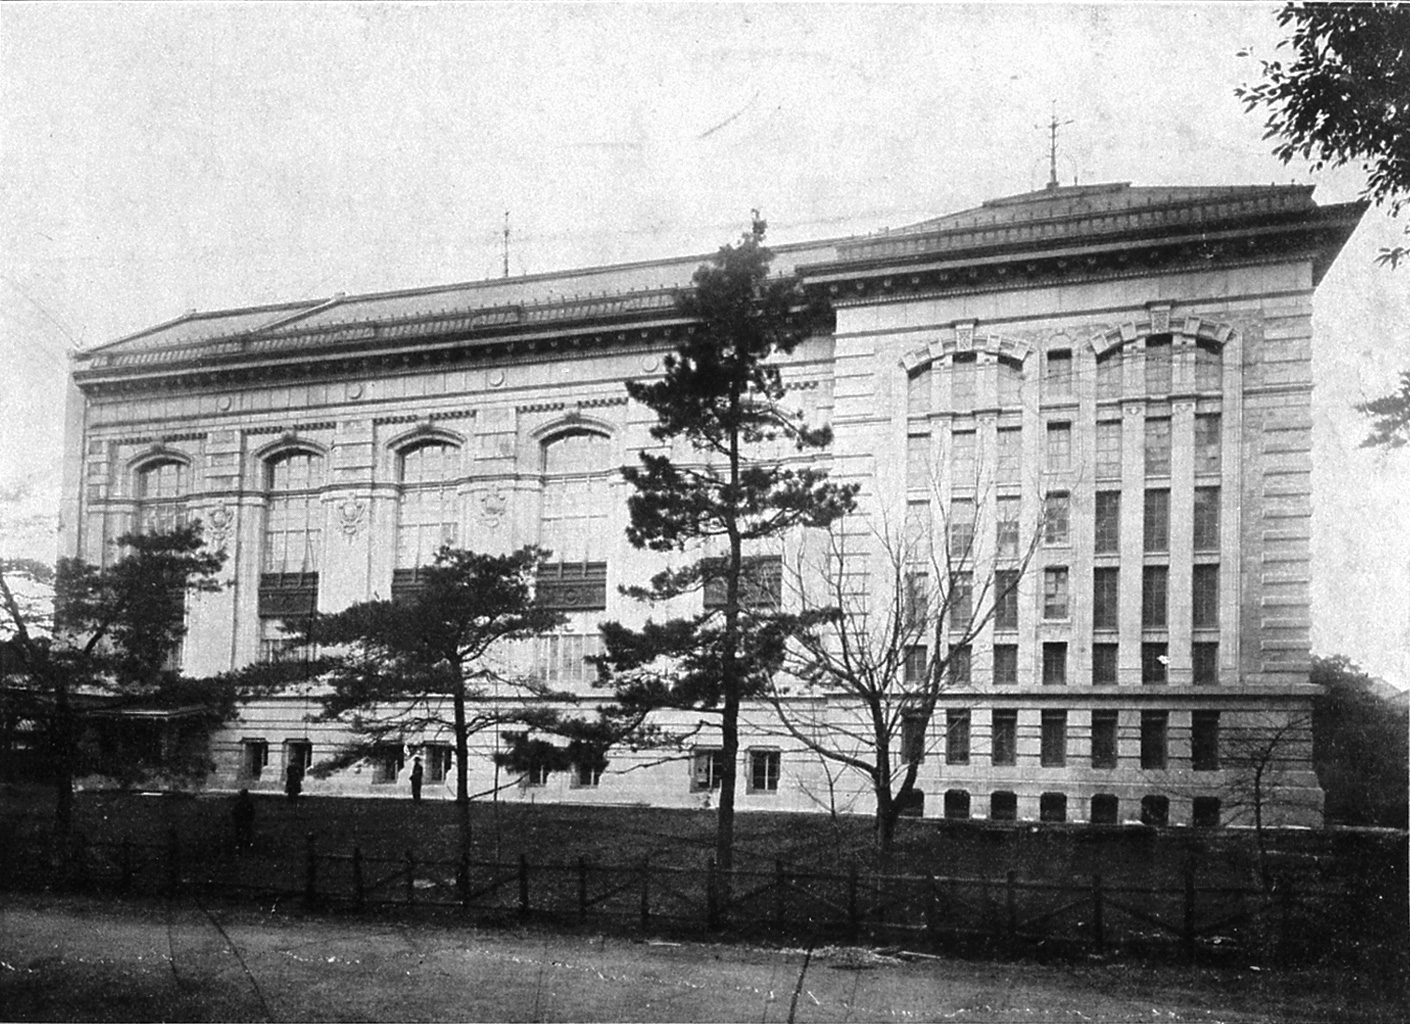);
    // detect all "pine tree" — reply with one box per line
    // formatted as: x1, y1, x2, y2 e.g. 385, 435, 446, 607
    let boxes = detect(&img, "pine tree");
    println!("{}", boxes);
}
247, 545, 568, 857
0, 523, 226, 835
599, 218, 857, 904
